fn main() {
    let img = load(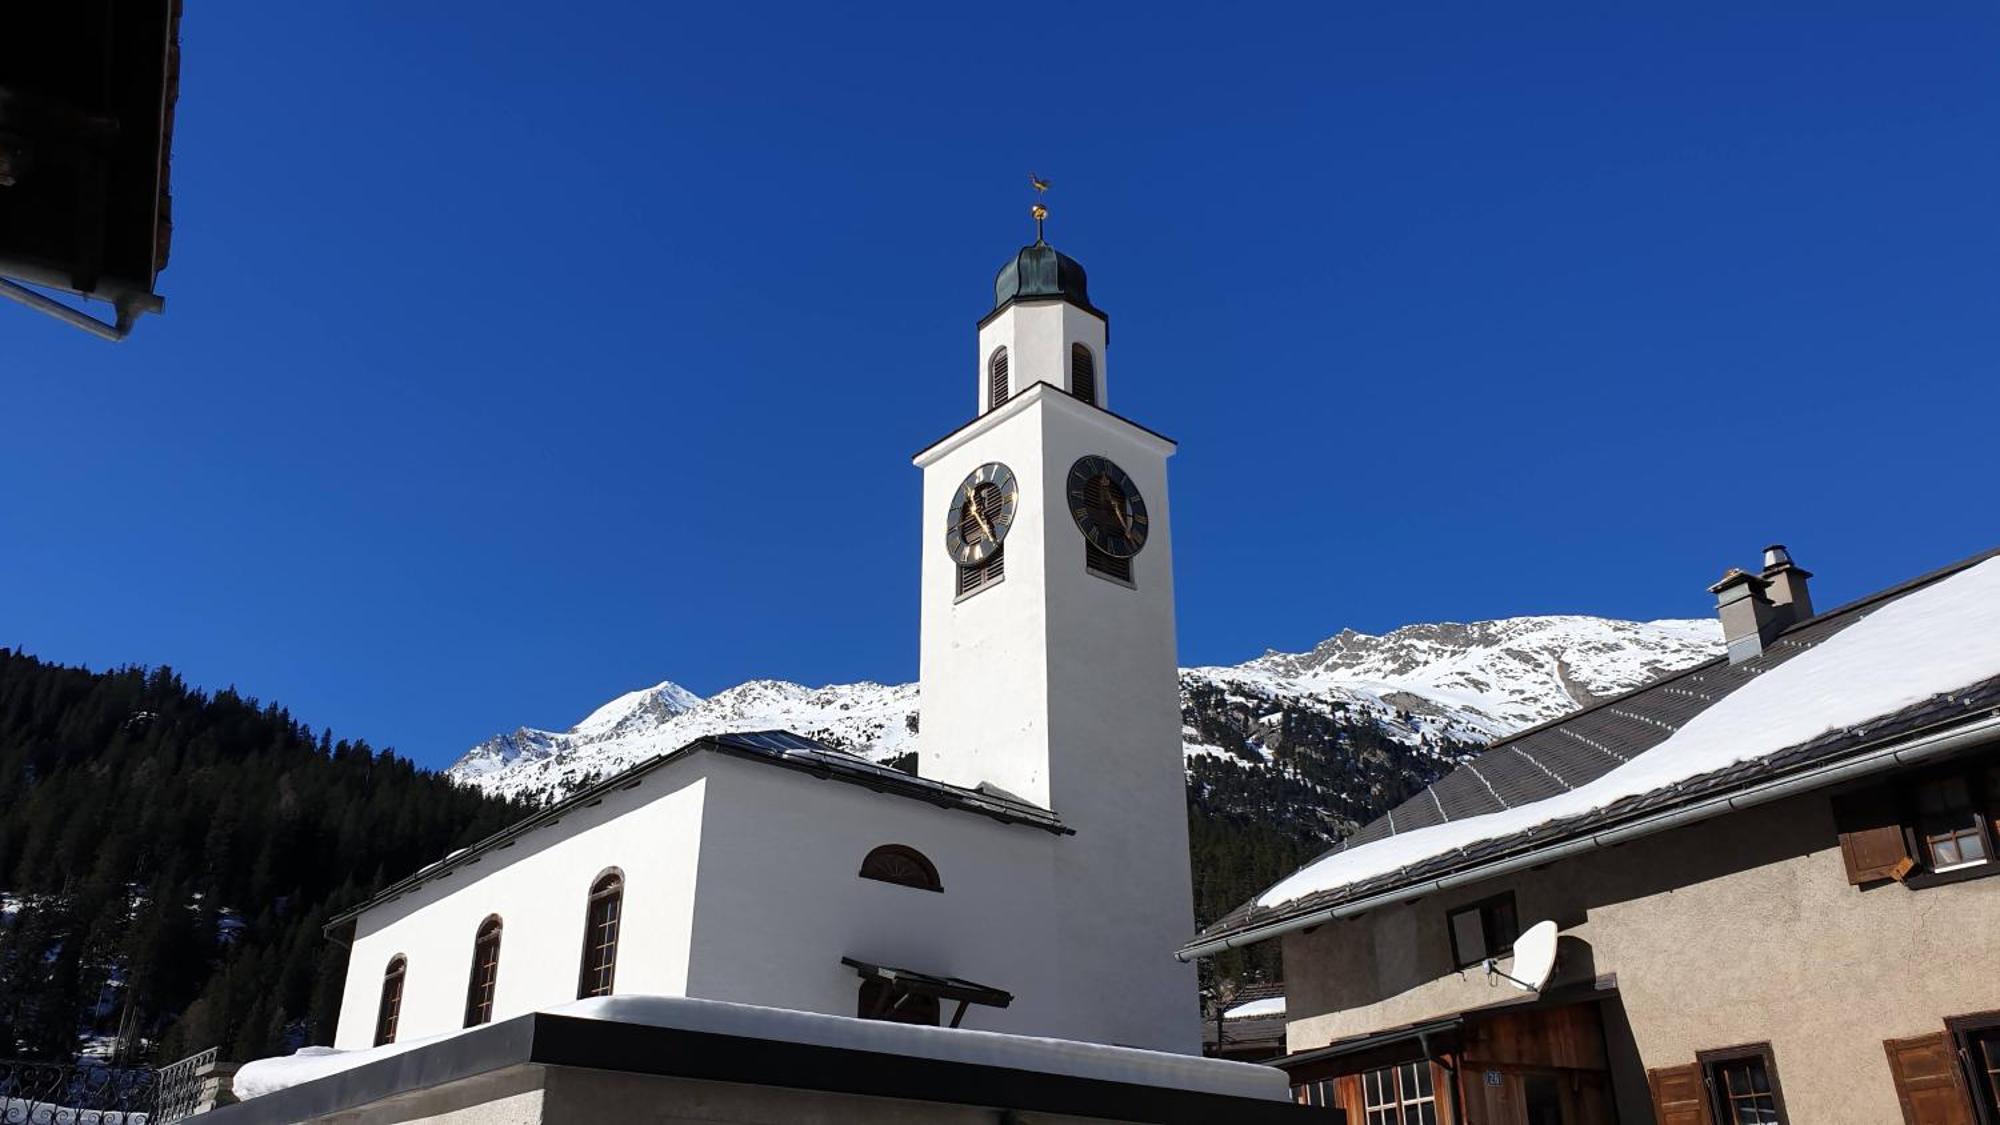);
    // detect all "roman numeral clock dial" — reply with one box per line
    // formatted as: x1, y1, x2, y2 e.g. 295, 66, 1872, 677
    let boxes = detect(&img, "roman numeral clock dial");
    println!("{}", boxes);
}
944, 462, 1019, 566
1067, 456, 1148, 558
